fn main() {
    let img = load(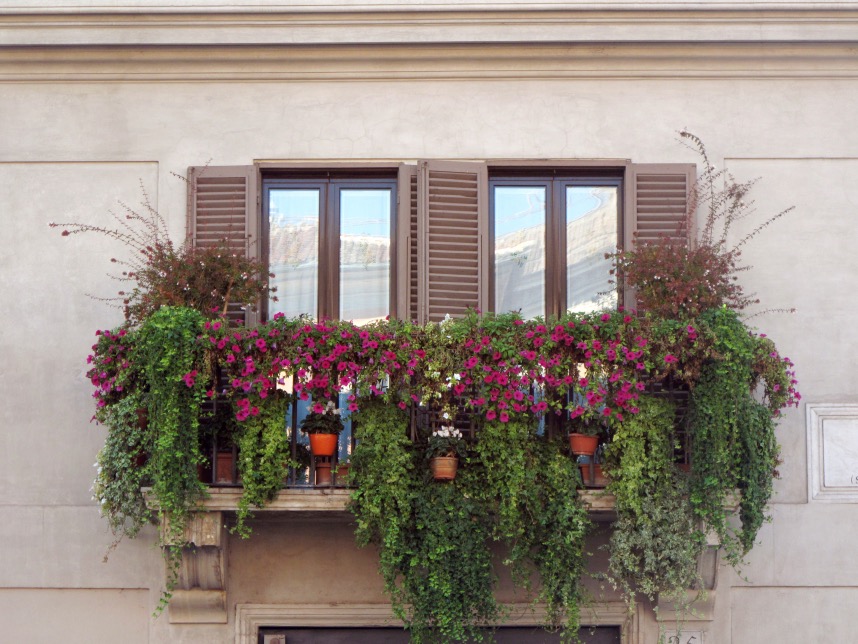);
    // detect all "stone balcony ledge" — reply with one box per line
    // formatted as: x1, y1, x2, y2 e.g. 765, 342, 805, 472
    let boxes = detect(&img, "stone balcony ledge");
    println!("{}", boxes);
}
165, 486, 617, 514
